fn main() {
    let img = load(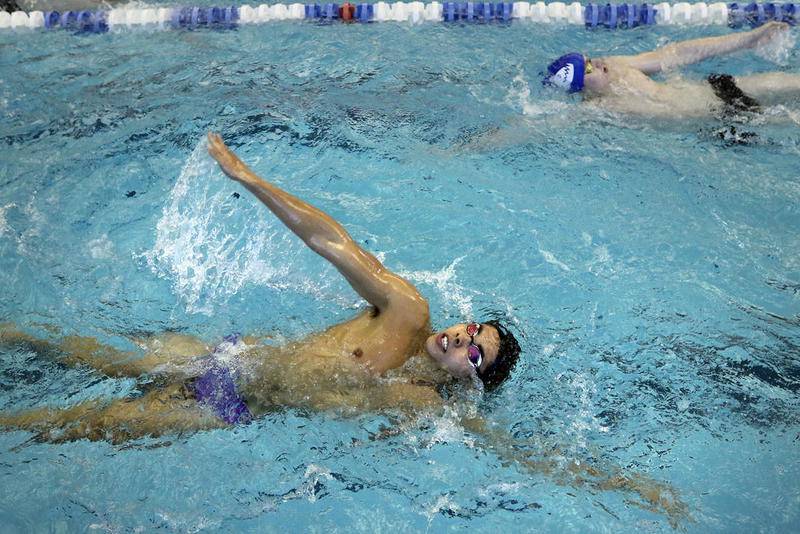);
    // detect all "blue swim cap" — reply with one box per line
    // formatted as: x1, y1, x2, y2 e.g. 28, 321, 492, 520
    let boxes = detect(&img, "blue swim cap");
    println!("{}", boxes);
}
543, 53, 585, 93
